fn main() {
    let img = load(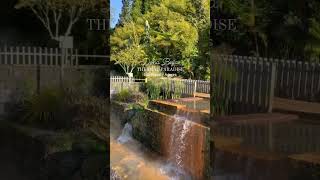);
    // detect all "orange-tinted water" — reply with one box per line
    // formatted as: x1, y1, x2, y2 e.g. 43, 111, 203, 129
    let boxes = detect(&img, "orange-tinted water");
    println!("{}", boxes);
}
110, 140, 170, 180
110, 116, 186, 180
